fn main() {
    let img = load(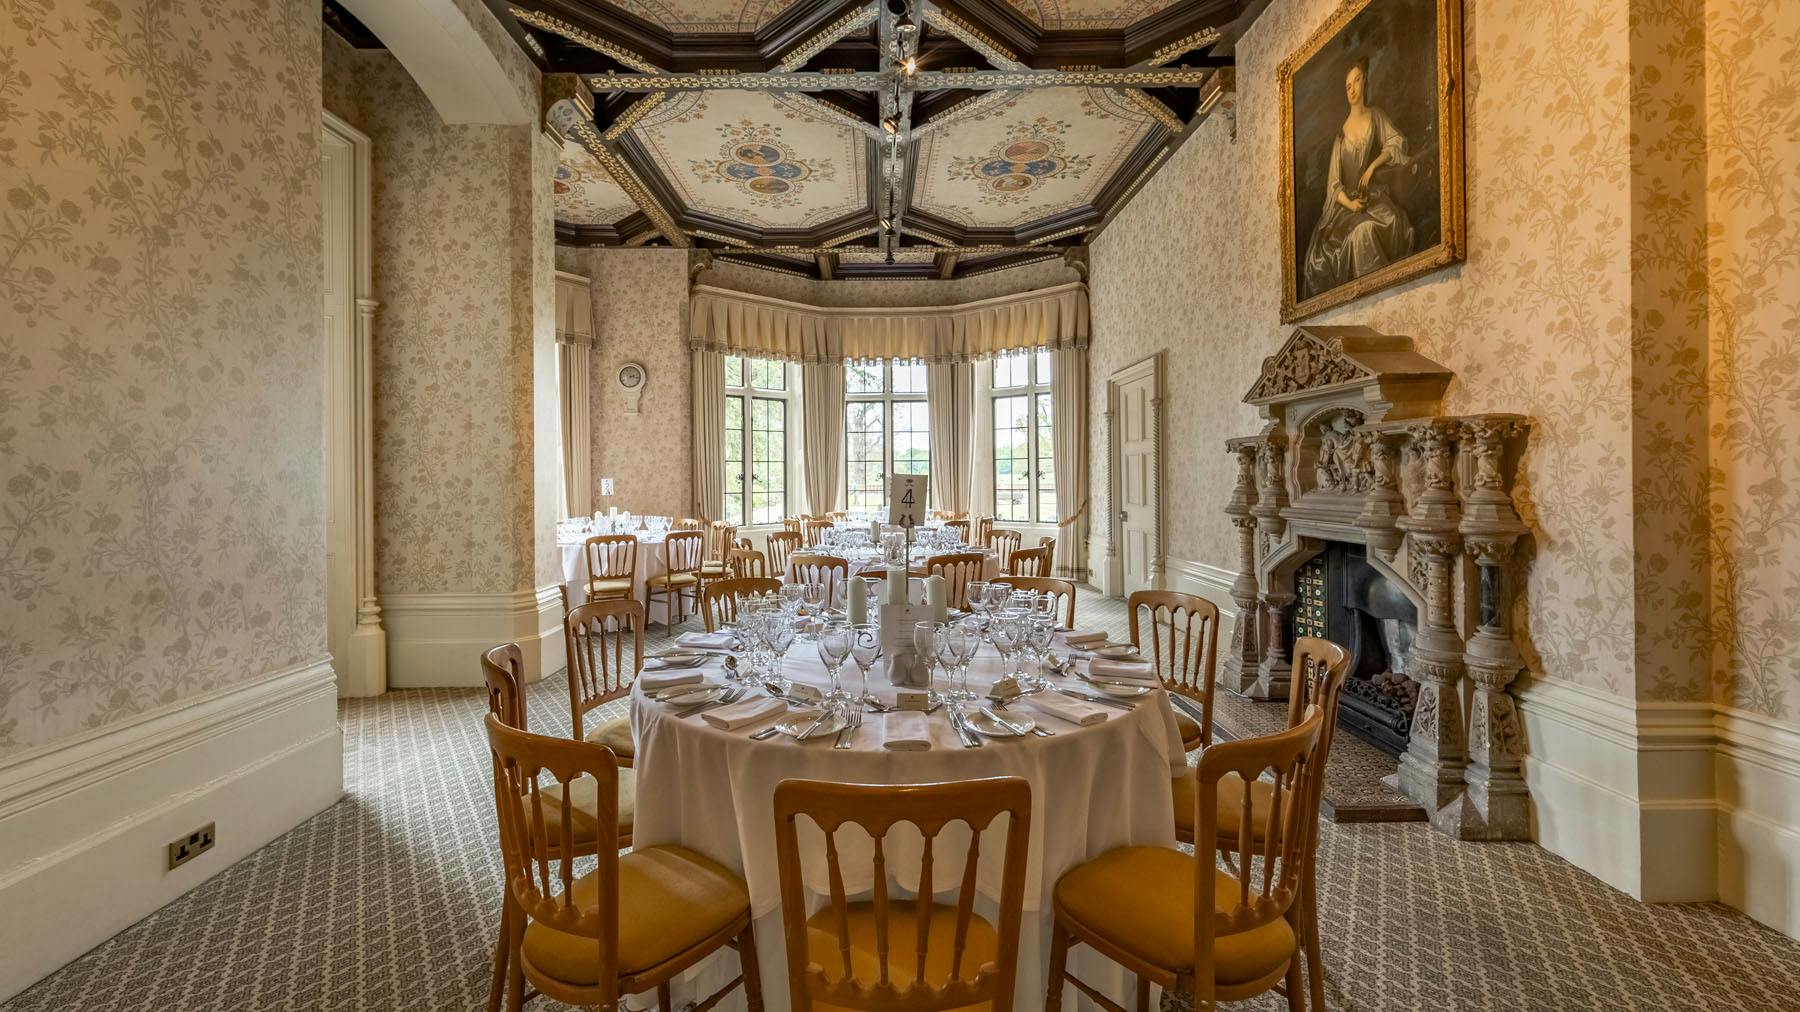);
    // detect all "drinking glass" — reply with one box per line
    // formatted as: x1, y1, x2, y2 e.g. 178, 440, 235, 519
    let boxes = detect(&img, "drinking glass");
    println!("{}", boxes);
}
950, 619, 981, 700
849, 623, 882, 708
817, 622, 854, 707
800, 580, 827, 617
990, 618, 1017, 681
912, 621, 946, 705
1024, 616, 1056, 689
779, 583, 805, 616
764, 619, 797, 695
